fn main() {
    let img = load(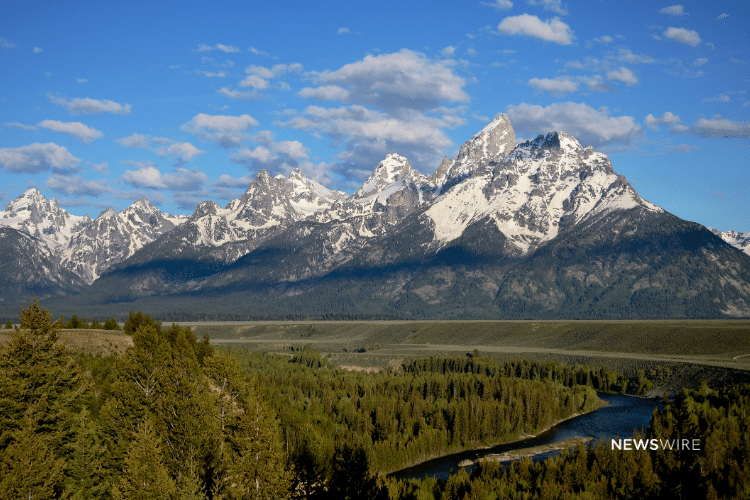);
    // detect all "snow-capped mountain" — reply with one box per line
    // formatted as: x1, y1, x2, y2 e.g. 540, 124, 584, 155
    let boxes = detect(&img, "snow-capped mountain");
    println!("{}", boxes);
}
59, 199, 188, 283
0, 226, 85, 302
0, 188, 89, 251
3, 112, 750, 319
425, 130, 660, 253
0, 190, 186, 284
709, 228, 750, 256
115, 168, 347, 270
